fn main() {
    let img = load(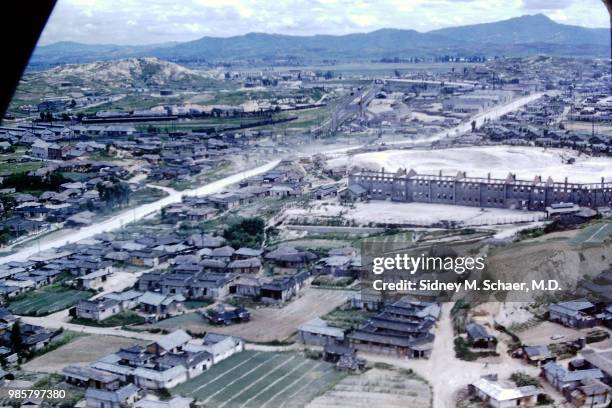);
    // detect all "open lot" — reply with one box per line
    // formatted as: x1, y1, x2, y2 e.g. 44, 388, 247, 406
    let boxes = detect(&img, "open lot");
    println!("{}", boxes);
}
172, 351, 344, 407
22, 334, 147, 374
140, 287, 351, 342
8, 287, 92, 316
283, 200, 545, 227
516, 321, 597, 346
